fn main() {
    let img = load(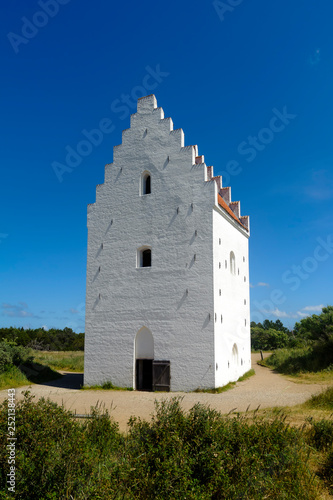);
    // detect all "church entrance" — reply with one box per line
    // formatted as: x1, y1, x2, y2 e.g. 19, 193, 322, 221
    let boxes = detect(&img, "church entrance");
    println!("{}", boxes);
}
136, 359, 171, 392
136, 359, 153, 391
135, 328, 171, 391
